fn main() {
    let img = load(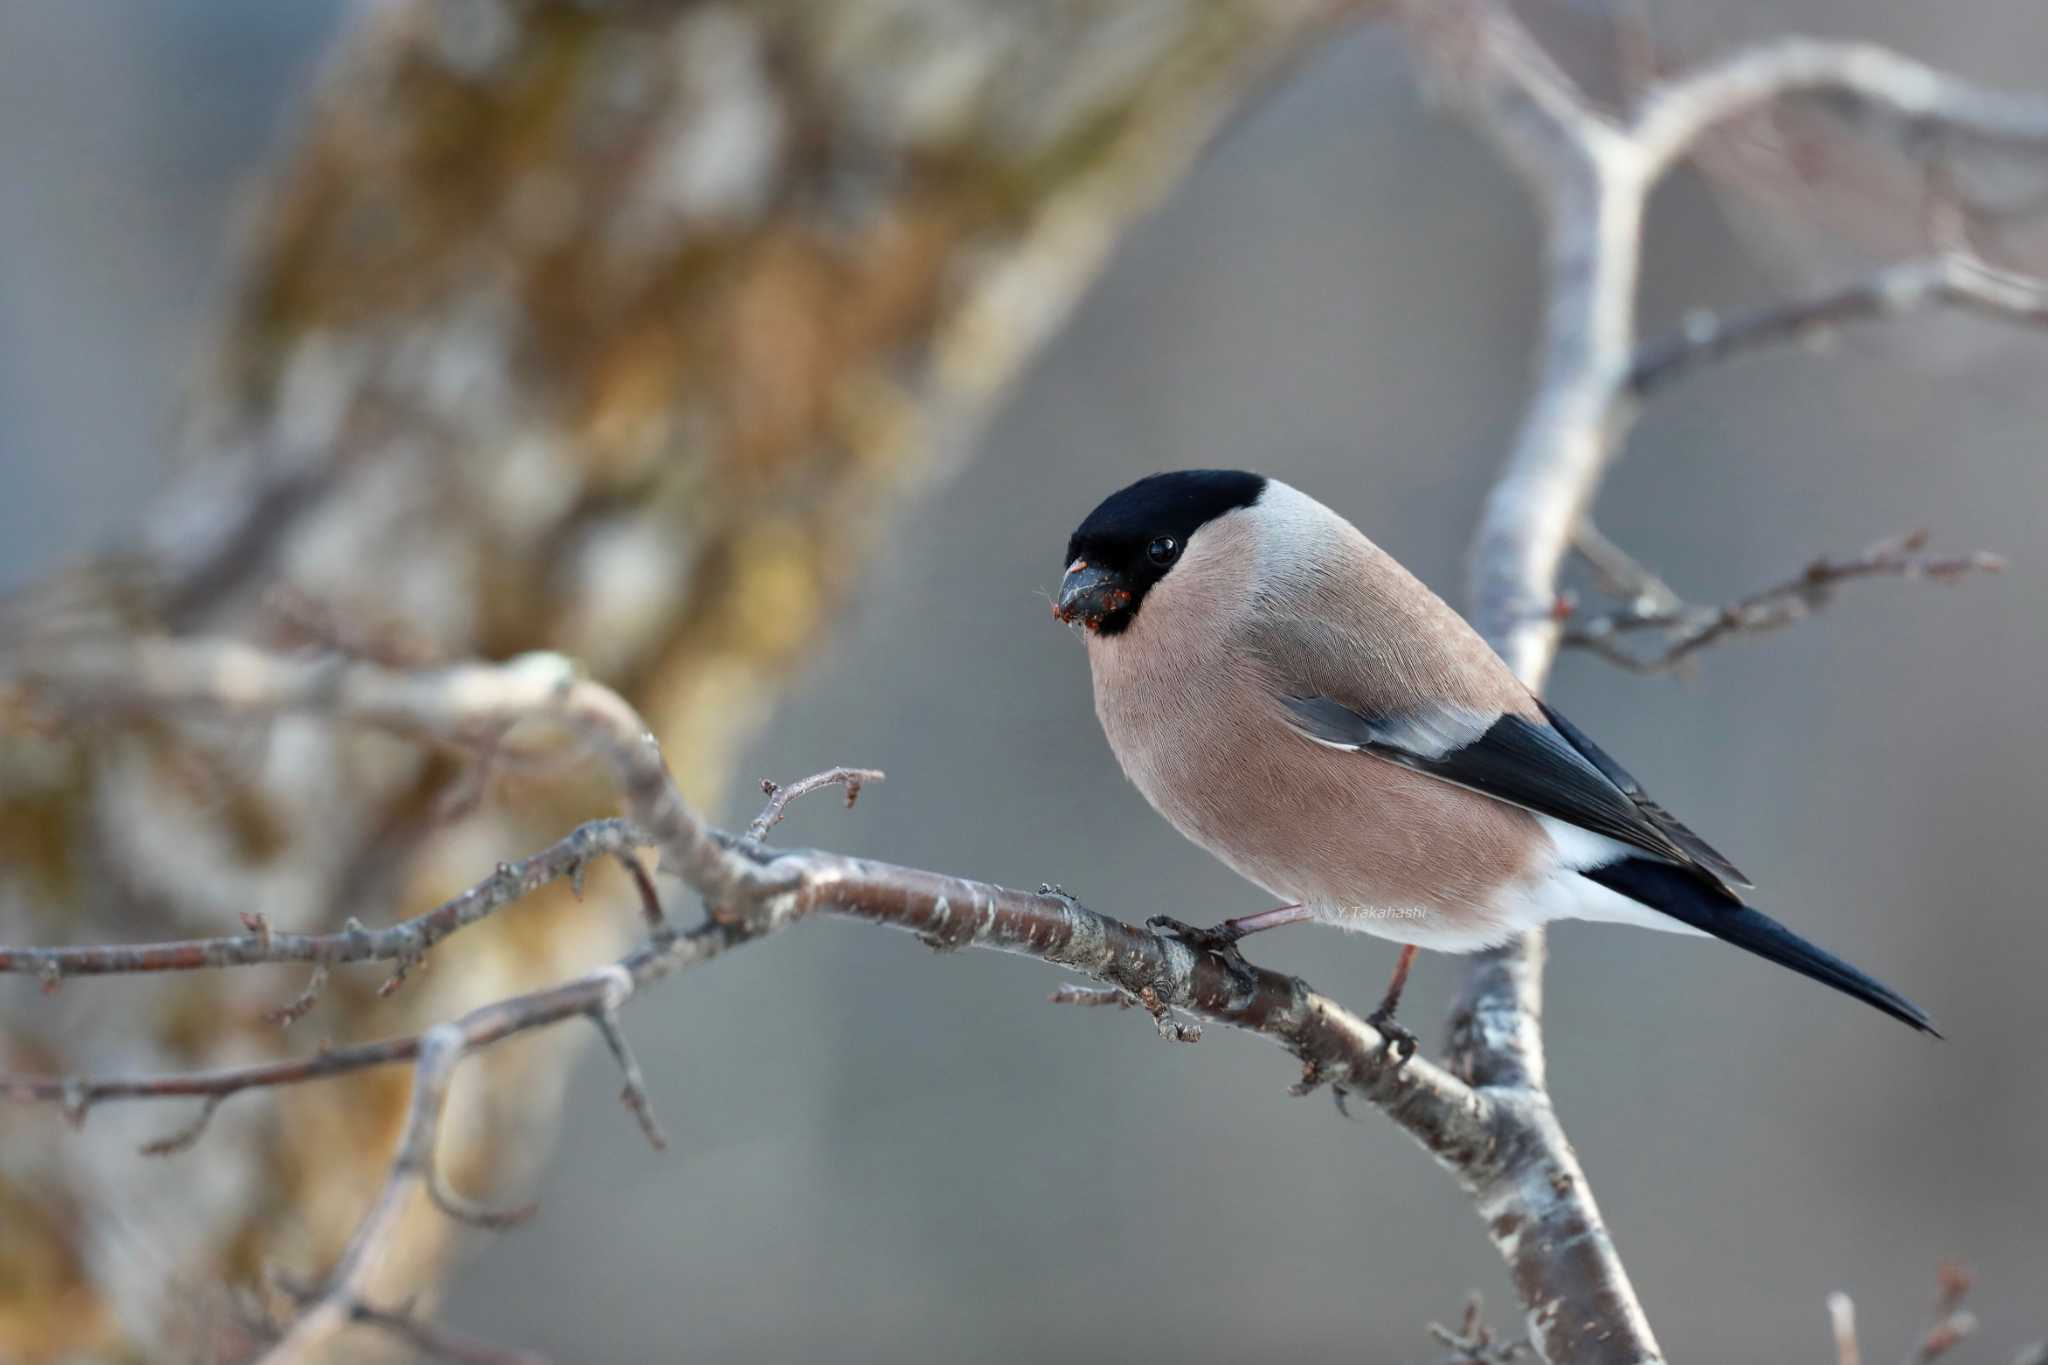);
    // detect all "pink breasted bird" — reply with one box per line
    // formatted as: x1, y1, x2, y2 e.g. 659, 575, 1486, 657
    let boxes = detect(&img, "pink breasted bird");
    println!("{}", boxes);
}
1053, 470, 1936, 1049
